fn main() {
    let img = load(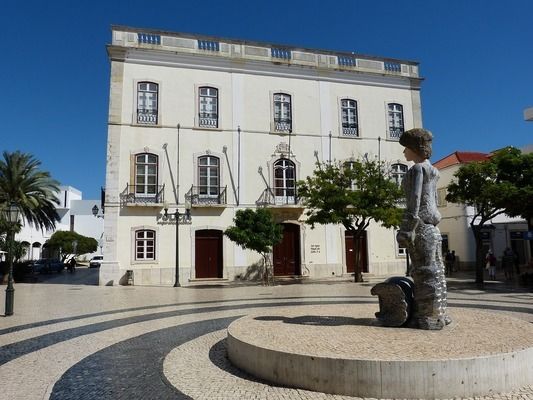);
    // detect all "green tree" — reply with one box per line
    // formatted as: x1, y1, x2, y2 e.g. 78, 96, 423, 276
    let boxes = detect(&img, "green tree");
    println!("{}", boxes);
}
45, 231, 98, 261
225, 208, 283, 285
445, 147, 523, 285
495, 148, 533, 235
297, 159, 404, 282
0, 151, 60, 230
